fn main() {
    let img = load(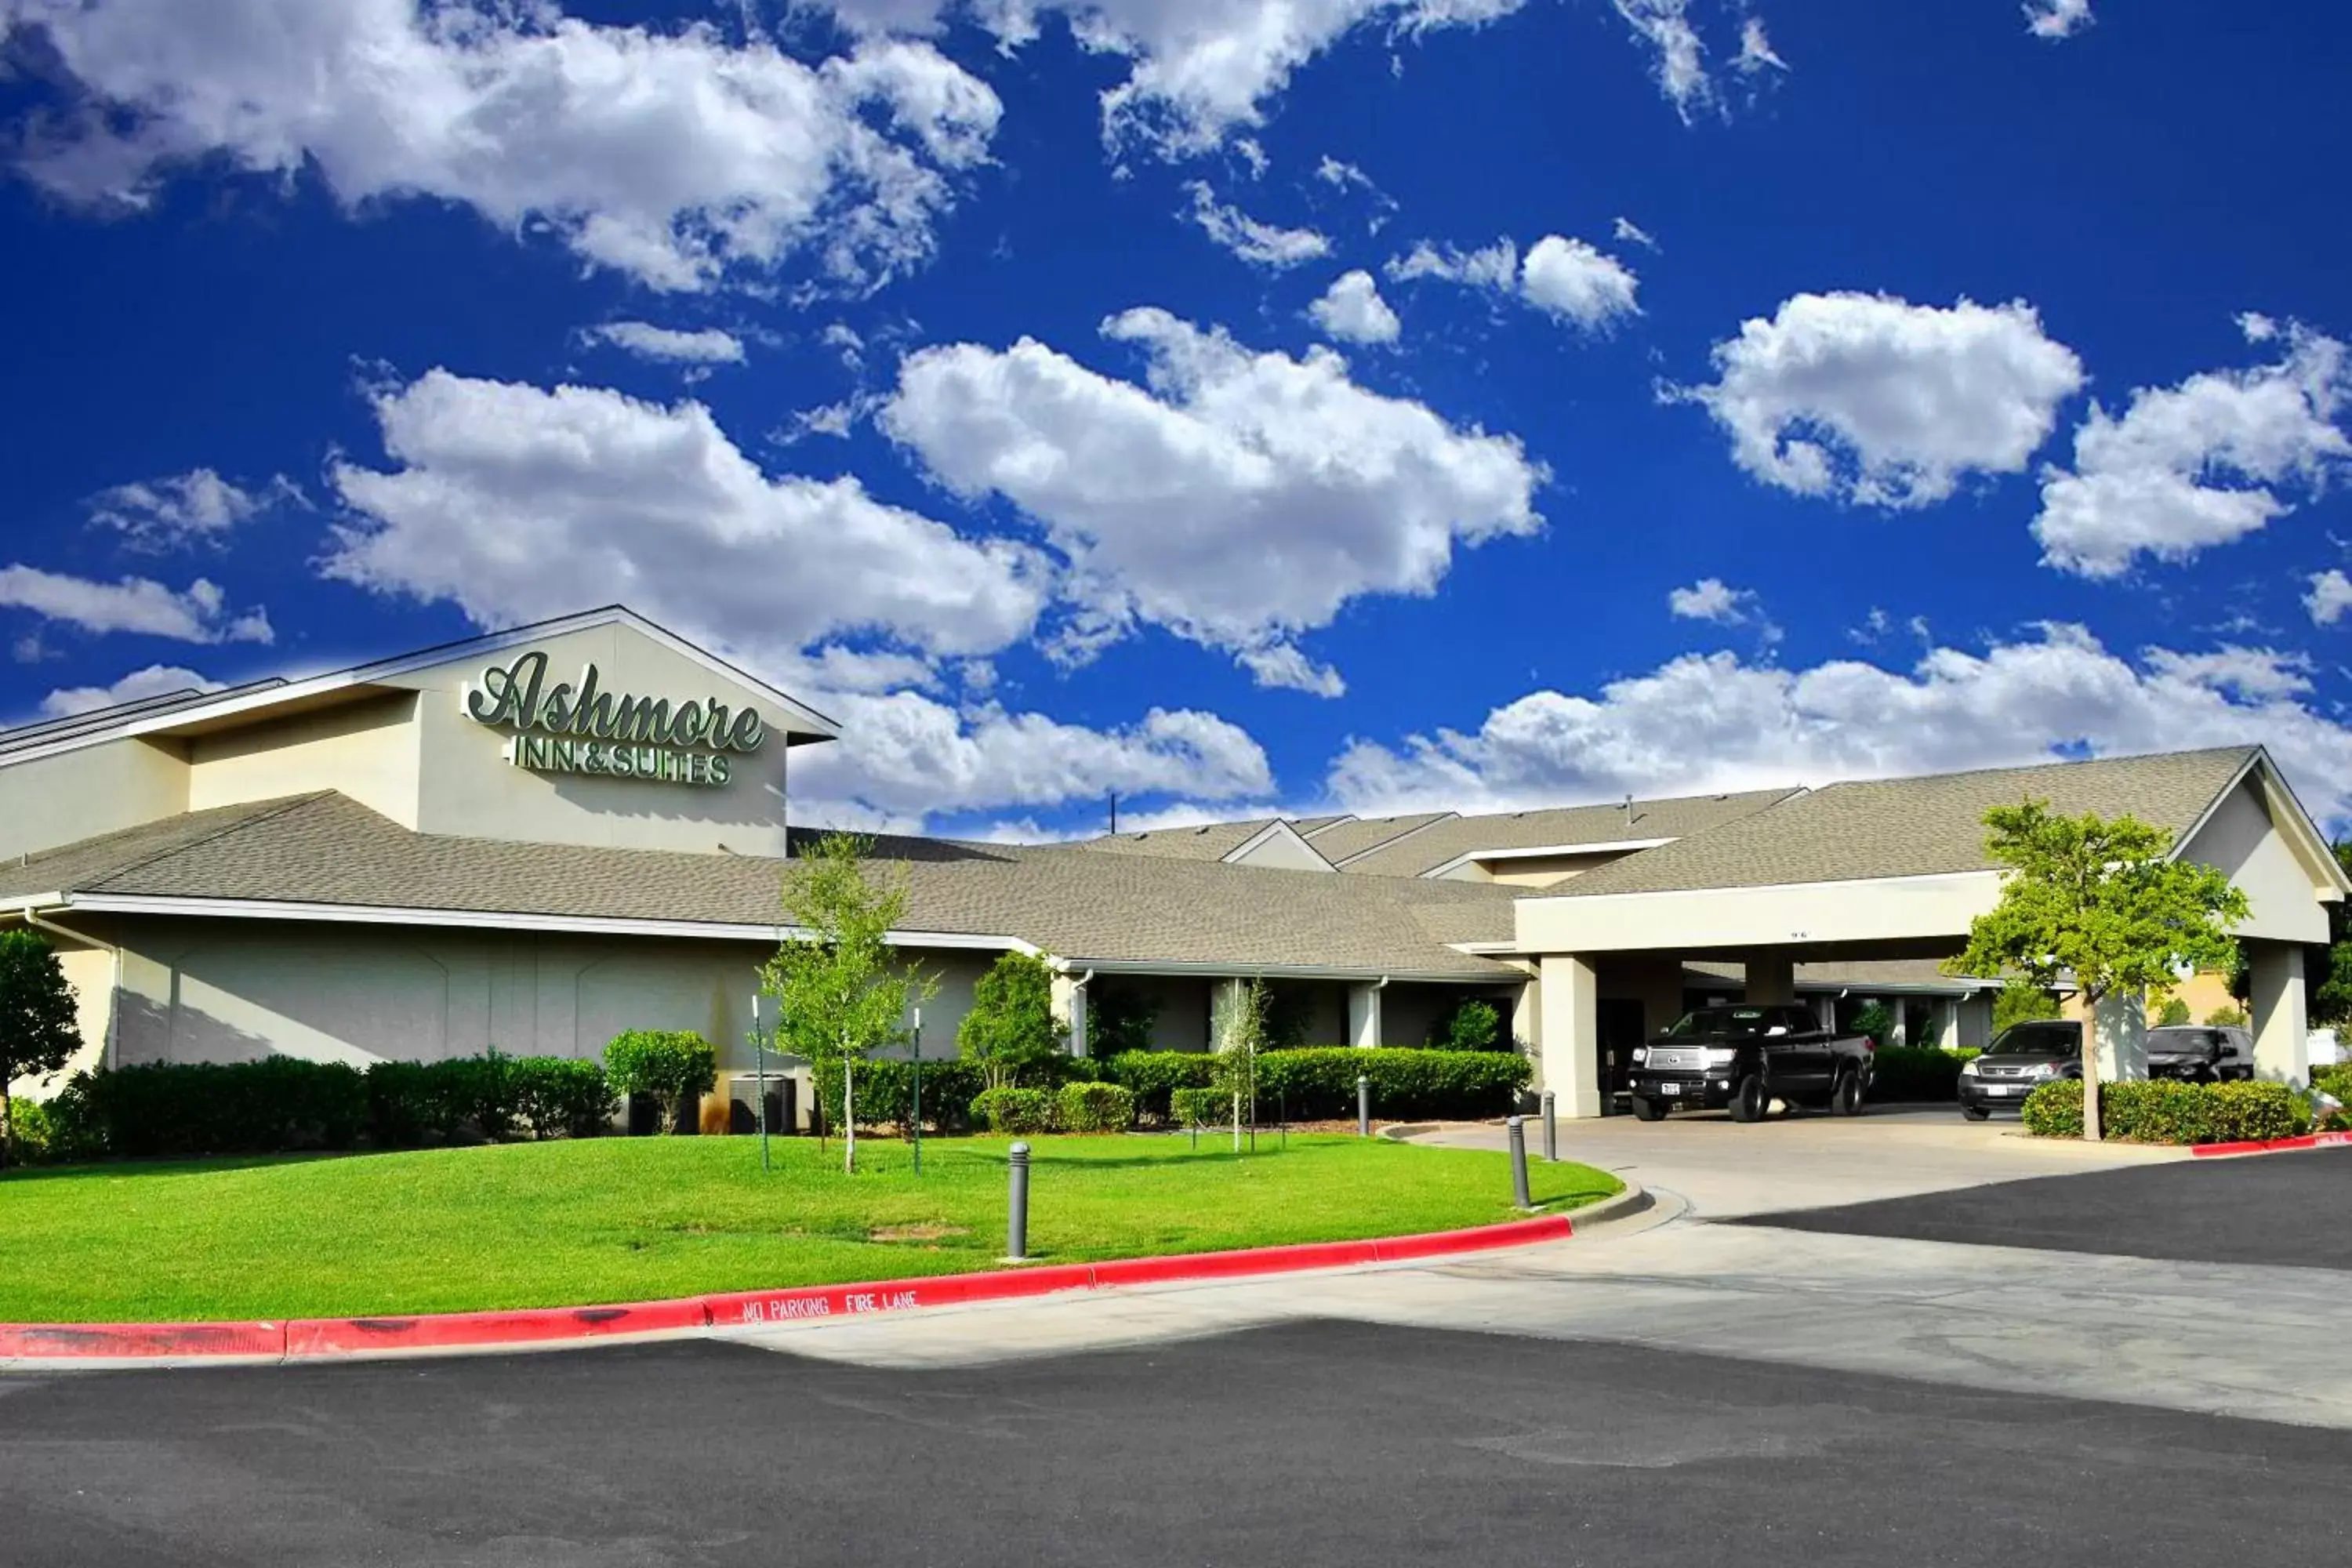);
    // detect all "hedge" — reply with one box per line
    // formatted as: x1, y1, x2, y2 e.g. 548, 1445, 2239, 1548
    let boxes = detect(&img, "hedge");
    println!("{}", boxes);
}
1261, 1047, 1530, 1120
1170, 1087, 1228, 1128
36, 1054, 623, 1160
1105, 1051, 1217, 1120
1056, 1081, 1136, 1134
971, 1085, 1056, 1134
1870, 1046, 1980, 1102
2020, 1079, 2312, 1144
811, 1058, 988, 1133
